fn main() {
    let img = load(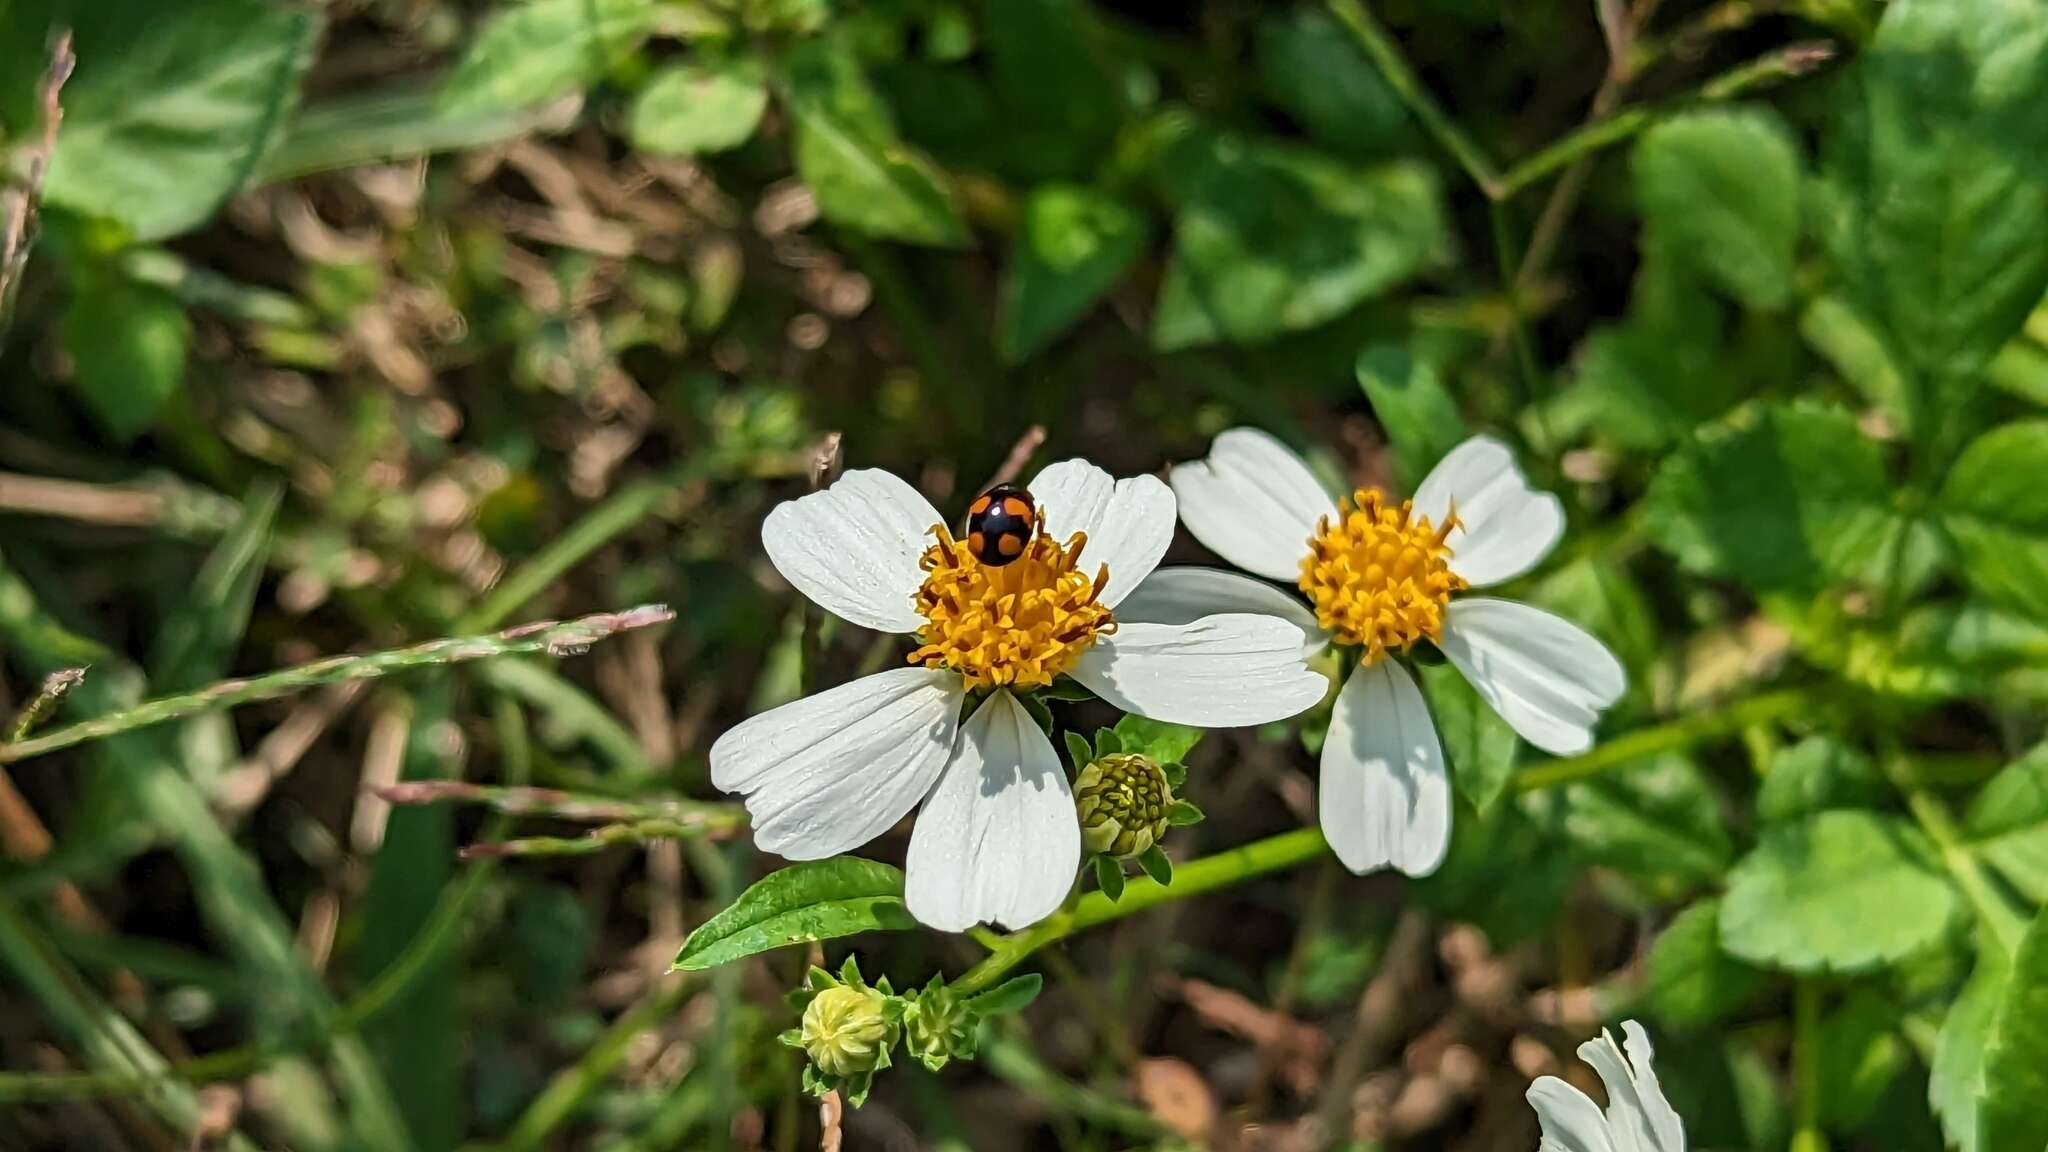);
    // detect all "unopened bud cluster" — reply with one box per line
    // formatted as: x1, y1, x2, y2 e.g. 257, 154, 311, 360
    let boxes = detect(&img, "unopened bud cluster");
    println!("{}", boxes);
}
1075, 752, 1174, 858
